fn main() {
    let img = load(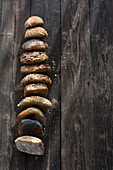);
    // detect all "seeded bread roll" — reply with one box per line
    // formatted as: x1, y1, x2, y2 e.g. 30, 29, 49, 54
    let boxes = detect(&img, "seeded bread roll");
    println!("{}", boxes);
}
20, 64, 51, 74
22, 39, 48, 51
18, 119, 44, 138
20, 52, 49, 64
25, 27, 48, 39
25, 16, 44, 29
21, 73, 52, 86
15, 136, 44, 155
17, 107, 46, 126
17, 96, 52, 113
24, 83, 48, 98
